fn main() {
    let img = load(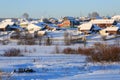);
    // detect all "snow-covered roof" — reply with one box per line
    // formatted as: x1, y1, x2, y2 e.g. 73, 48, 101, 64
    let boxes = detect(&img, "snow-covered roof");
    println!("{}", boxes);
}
27, 23, 42, 31
78, 22, 93, 30
90, 19, 115, 24
2, 19, 12, 22
64, 16, 75, 20
0, 21, 14, 29
20, 21, 29, 25
104, 26, 119, 31
49, 18, 58, 21
112, 15, 120, 21
30, 21, 39, 24
112, 15, 120, 19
